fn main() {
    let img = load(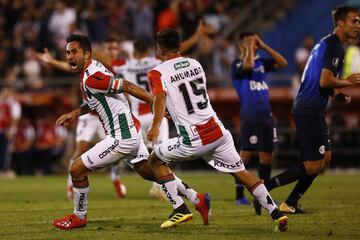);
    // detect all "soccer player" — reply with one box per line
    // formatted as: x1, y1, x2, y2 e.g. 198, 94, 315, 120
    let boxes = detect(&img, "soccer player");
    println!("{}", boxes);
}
36, 49, 127, 200
230, 32, 288, 205
147, 29, 288, 231
263, 5, 360, 214
52, 34, 210, 230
